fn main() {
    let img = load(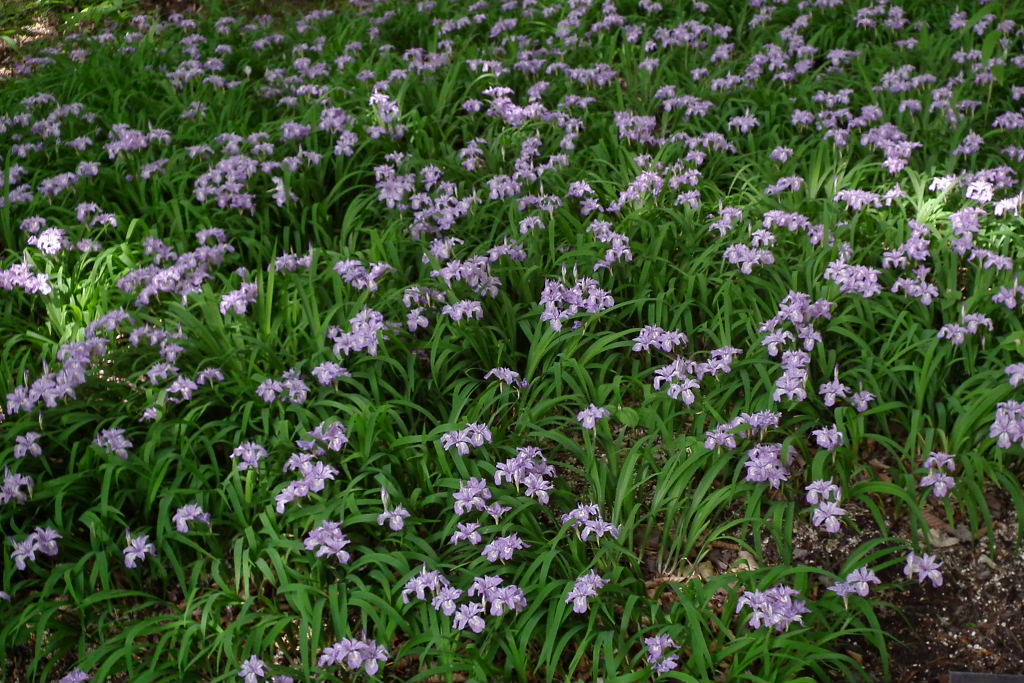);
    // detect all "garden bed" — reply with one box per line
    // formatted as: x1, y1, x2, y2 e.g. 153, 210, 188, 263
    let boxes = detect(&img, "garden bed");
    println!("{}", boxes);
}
2, 0, 1024, 681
